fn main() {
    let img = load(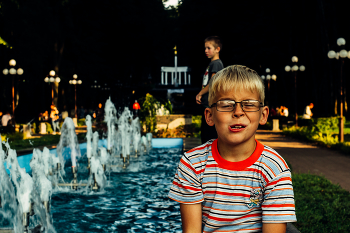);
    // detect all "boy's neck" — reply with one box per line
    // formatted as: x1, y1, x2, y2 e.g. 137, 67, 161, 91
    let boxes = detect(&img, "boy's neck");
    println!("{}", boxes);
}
216, 137, 257, 162
211, 54, 220, 62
